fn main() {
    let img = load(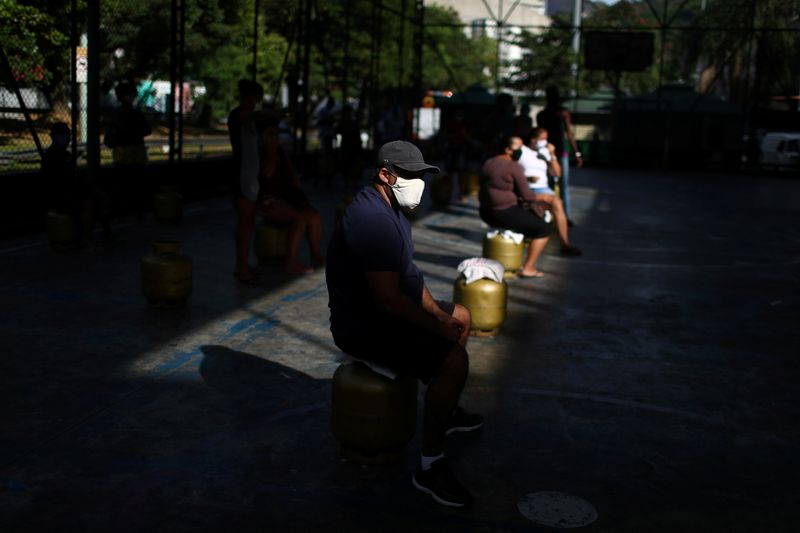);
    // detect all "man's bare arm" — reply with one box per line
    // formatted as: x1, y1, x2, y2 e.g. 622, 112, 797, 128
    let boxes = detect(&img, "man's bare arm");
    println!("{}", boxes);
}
367, 271, 461, 341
